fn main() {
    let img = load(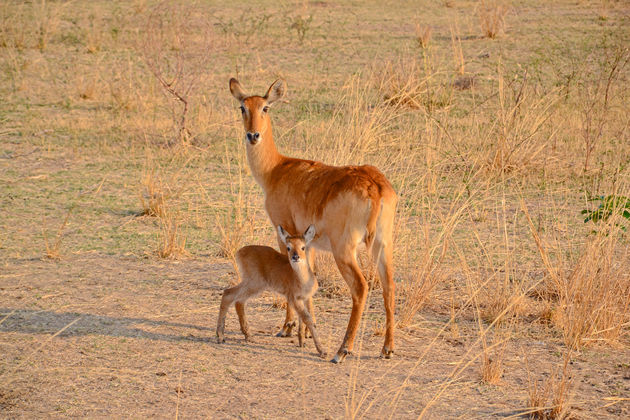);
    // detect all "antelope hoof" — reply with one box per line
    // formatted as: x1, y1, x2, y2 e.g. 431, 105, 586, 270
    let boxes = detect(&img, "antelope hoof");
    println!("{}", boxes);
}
216, 335, 225, 344
380, 346, 394, 359
318, 351, 328, 359
331, 349, 350, 364
276, 321, 296, 337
